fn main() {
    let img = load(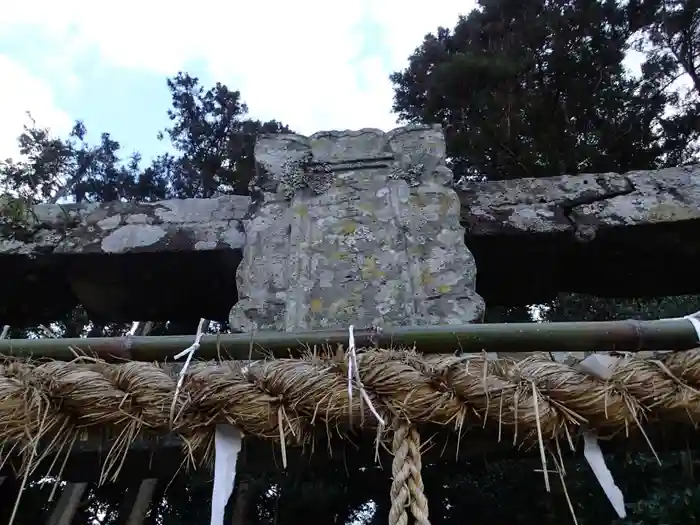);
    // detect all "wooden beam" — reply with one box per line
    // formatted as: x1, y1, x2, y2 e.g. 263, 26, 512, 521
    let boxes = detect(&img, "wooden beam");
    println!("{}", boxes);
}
120, 479, 159, 525
0, 476, 20, 525
46, 482, 88, 525
230, 480, 250, 525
